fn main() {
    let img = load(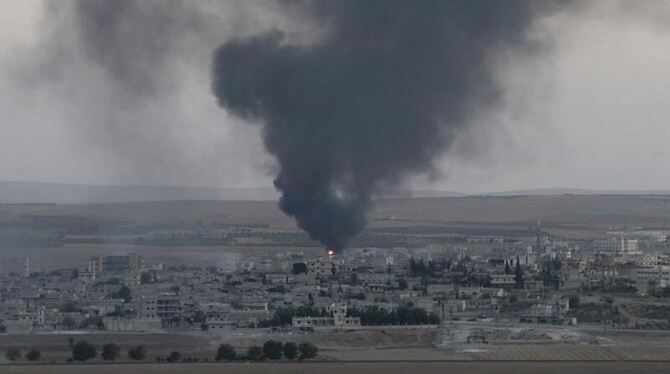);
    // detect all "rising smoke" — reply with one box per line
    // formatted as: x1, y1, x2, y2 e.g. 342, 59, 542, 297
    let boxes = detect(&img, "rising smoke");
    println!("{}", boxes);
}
211, 1, 562, 249
6, 1, 304, 187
